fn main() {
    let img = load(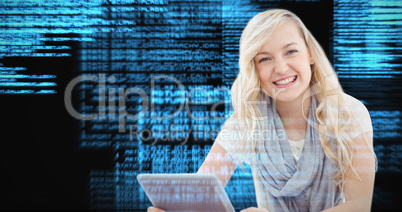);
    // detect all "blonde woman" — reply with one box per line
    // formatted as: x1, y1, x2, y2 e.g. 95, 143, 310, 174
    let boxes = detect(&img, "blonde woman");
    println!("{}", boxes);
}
149, 9, 376, 212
